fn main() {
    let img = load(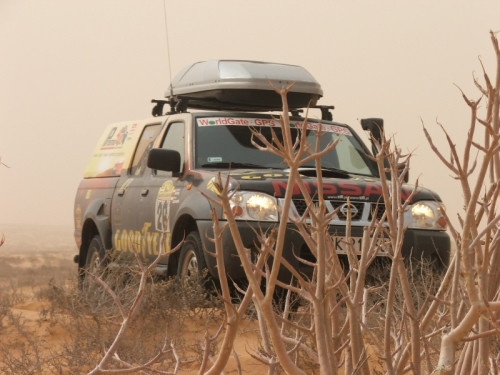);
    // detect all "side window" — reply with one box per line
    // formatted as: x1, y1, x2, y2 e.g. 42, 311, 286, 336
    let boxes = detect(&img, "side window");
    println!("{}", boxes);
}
130, 124, 161, 176
156, 122, 185, 177
335, 136, 372, 174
